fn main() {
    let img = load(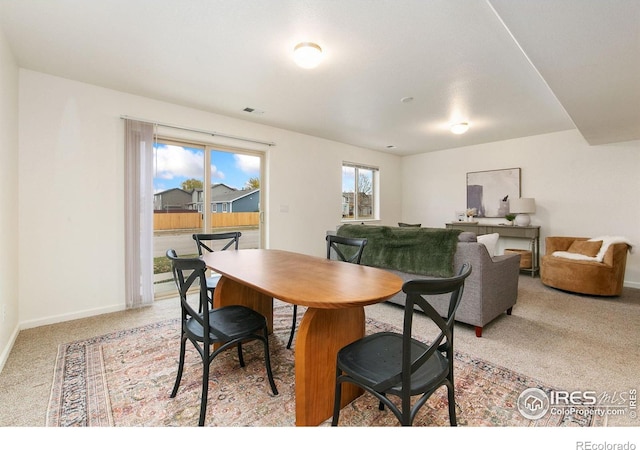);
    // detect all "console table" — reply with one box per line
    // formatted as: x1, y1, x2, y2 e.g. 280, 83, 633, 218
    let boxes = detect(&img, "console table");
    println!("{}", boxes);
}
446, 222, 541, 277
